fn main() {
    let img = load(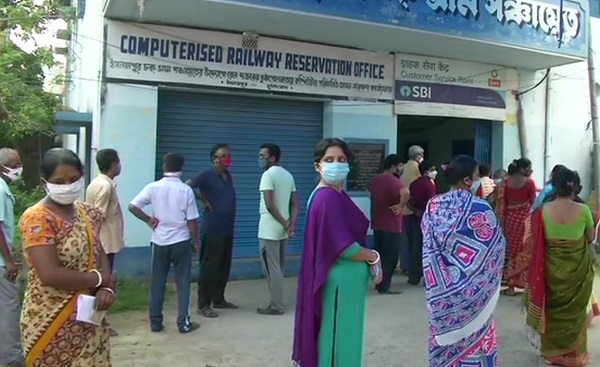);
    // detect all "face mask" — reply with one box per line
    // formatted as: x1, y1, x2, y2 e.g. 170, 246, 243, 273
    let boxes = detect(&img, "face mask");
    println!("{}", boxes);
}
494, 178, 504, 185
320, 162, 350, 186
258, 158, 268, 170
220, 157, 232, 168
3, 166, 22, 182
427, 170, 438, 180
45, 178, 84, 205
164, 172, 182, 177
